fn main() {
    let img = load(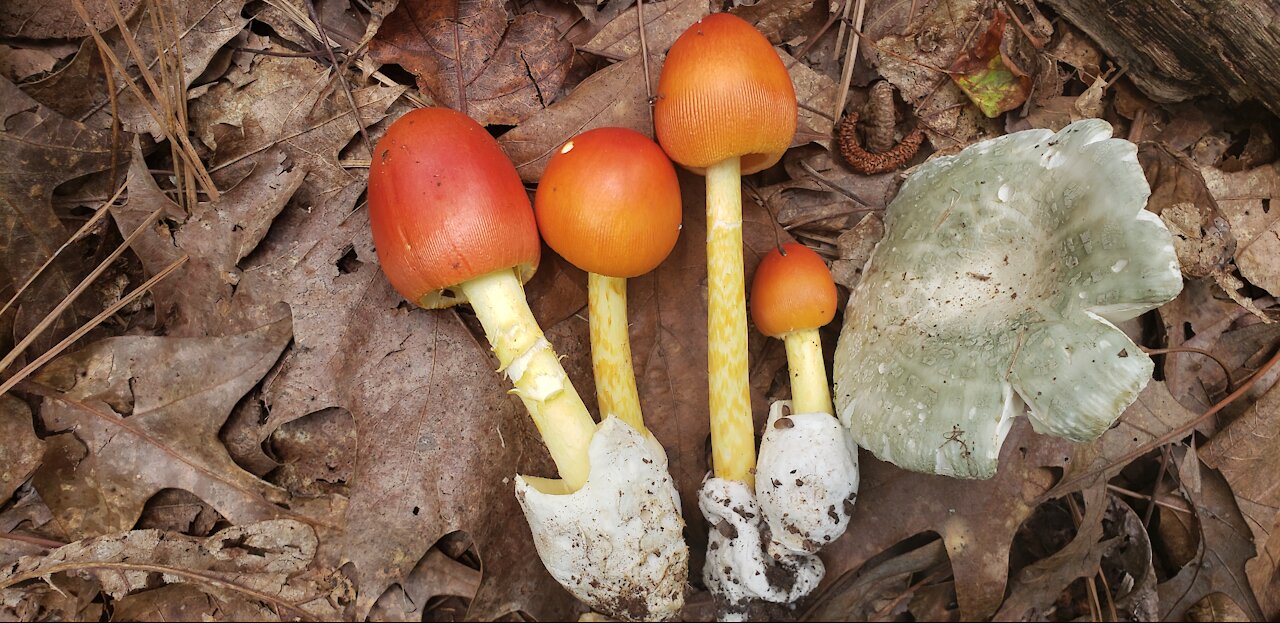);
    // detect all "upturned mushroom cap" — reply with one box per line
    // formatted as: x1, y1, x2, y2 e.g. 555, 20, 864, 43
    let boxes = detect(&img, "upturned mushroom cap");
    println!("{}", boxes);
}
833, 119, 1183, 479
751, 242, 838, 337
368, 107, 539, 307
655, 13, 797, 175
534, 128, 682, 277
